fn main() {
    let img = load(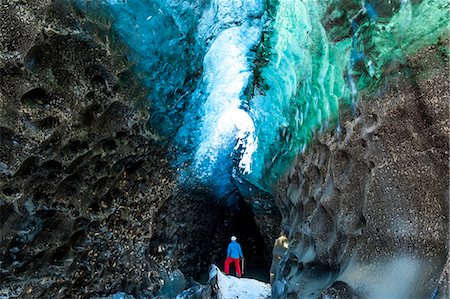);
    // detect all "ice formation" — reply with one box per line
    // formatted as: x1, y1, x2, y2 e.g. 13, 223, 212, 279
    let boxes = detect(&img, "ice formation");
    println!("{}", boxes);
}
77, 0, 448, 195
